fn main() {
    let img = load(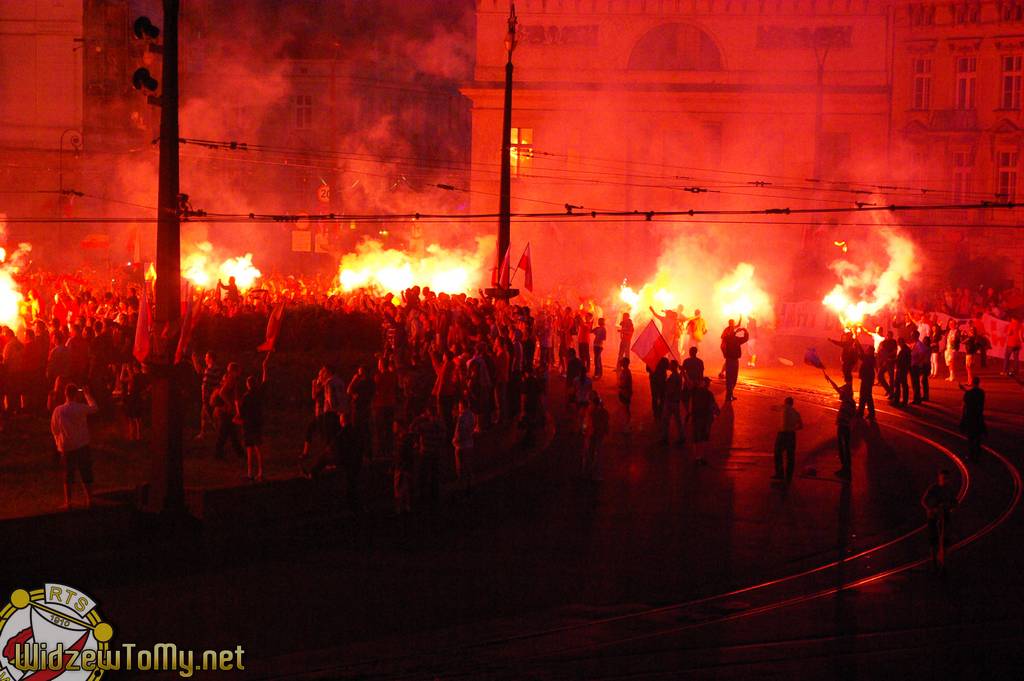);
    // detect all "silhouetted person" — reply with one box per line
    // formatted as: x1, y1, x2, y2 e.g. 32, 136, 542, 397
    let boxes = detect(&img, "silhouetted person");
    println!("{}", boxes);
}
959, 376, 986, 461
772, 396, 803, 483
910, 329, 930, 404
681, 346, 704, 388
876, 329, 897, 396
921, 469, 957, 575
648, 356, 669, 422
824, 371, 855, 481
720, 321, 749, 401
661, 360, 685, 446
892, 338, 911, 407
829, 331, 860, 385
857, 344, 877, 419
